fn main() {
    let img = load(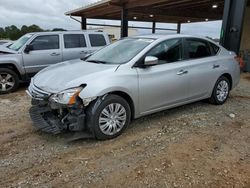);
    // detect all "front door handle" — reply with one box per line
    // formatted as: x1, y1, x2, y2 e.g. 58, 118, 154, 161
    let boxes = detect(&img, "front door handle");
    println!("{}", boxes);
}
50, 52, 60, 56
213, 64, 220, 69
177, 70, 188, 75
